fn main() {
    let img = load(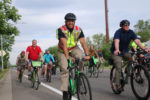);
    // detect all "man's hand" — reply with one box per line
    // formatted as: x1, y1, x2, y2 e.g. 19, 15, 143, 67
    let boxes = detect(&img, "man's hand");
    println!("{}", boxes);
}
145, 48, 150, 53
114, 49, 120, 56
84, 56, 90, 60
26, 58, 29, 63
